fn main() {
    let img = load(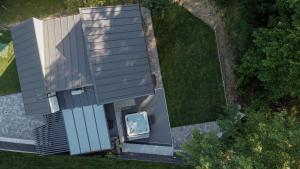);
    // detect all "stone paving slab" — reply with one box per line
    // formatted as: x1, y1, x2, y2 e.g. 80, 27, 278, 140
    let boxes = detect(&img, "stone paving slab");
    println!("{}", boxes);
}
0, 93, 44, 141
171, 121, 222, 150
